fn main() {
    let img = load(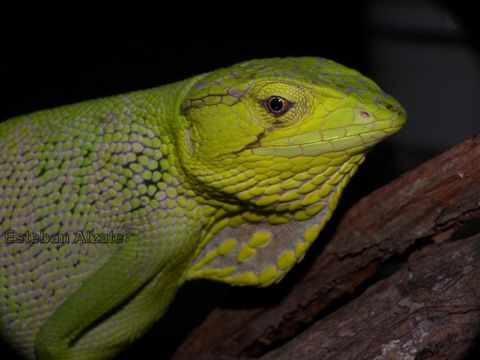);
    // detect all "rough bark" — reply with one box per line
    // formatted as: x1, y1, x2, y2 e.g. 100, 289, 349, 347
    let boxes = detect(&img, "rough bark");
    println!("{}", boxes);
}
173, 134, 480, 360
261, 234, 480, 360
